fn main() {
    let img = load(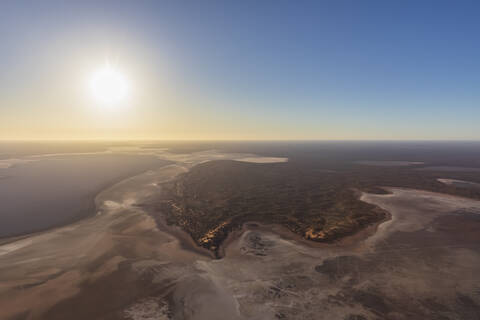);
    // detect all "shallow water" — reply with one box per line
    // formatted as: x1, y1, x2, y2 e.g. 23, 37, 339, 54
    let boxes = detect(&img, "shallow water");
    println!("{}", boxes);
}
0, 154, 169, 237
